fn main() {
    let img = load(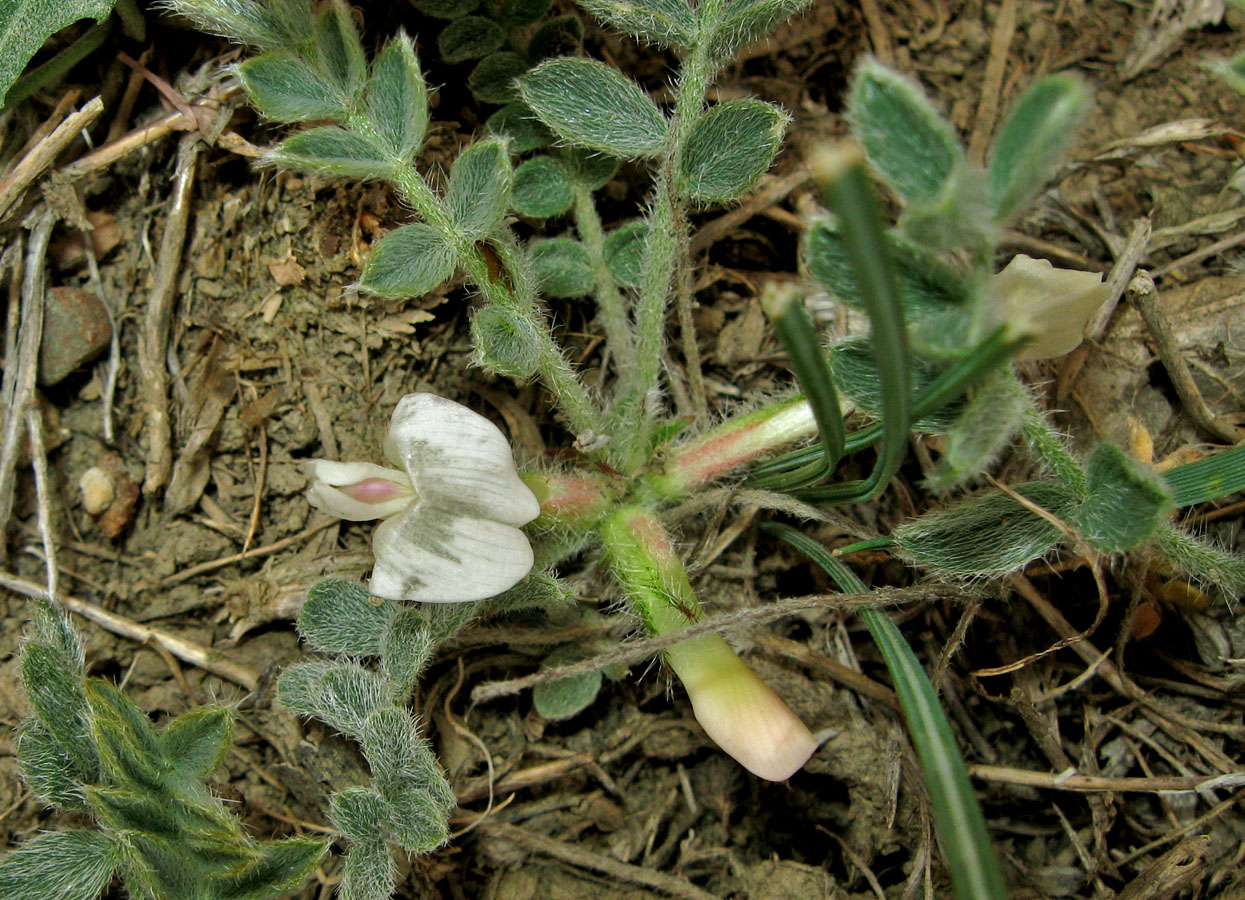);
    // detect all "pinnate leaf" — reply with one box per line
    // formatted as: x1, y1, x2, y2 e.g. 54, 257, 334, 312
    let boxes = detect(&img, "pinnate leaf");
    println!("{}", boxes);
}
447, 139, 512, 238
0, 0, 115, 106
17, 721, 88, 810
1076, 443, 1173, 552
0, 830, 119, 900
498, 0, 553, 24
218, 836, 329, 900
469, 52, 527, 104
849, 58, 962, 208
438, 16, 503, 63
158, 706, 233, 780
409, 0, 479, 17
298, 578, 398, 656
487, 103, 552, 153
563, 146, 620, 190
520, 58, 667, 158
267, 126, 395, 180
529, 14, 585, 60
237, 52, 345, 123
278, 660, 388, 737
575, 0, 695, 47
681, 99, 787, 202
312, 0, 367, 98
366, 33, 429, 163
603, 221, 647, 289
989, 73, 1088, 222
513, 156, 573, 218
529, 238, 594, 297
532, 646, 602, 720
705, 0, 811, 61
359, 223, 458, 299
